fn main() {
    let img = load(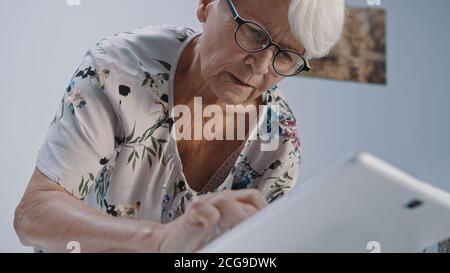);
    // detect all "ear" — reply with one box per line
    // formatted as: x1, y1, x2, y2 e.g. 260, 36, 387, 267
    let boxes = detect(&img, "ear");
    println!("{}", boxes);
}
197, 0, 215, 23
